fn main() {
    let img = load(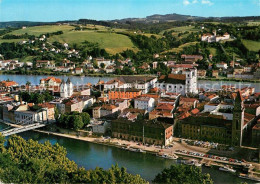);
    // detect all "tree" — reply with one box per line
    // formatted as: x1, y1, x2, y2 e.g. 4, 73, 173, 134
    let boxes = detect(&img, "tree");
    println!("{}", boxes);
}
0, 135, 148, 183
80, 112, 90, 127
153, 164, 213, 184
100, 63, 105, 69
69, 115, 84, 130
0, 133, 5, 153
26, 81, 31, 87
